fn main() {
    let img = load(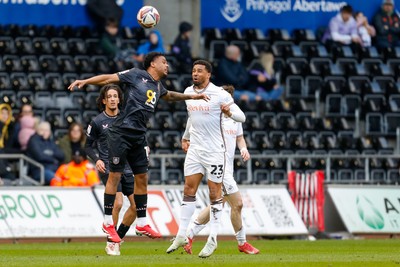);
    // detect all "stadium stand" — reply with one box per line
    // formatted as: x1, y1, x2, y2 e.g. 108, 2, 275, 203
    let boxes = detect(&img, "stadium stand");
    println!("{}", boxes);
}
0, 24, 399, 186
